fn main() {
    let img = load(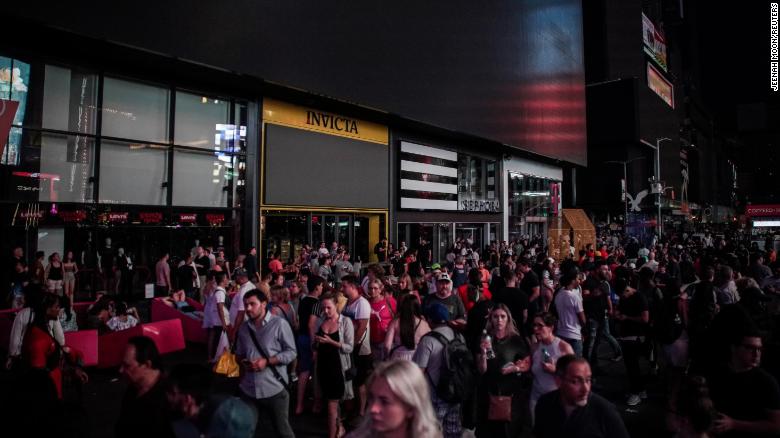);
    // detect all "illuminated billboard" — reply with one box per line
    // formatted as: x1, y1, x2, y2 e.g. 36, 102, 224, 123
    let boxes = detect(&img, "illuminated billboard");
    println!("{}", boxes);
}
4, 0, 588, 166
647, 63, 674, 108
